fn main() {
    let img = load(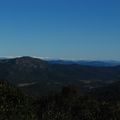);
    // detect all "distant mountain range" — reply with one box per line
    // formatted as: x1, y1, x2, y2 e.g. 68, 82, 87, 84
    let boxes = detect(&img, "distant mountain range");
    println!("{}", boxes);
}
1, 57, 120, 67
47, 59, 120, 67
0, 56, 120, 96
